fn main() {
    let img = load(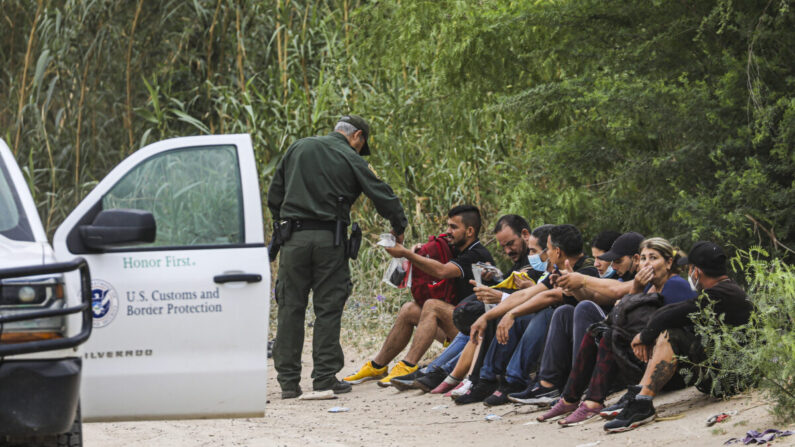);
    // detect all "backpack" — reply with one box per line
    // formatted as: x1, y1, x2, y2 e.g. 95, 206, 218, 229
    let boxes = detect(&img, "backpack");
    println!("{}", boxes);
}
410, 234, 456, 307
606, 292, 664, 385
